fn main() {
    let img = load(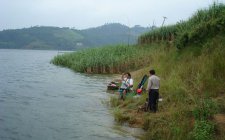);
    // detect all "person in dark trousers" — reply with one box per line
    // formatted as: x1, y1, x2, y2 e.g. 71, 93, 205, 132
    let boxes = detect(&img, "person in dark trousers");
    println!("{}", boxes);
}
147, 69, 160, 113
